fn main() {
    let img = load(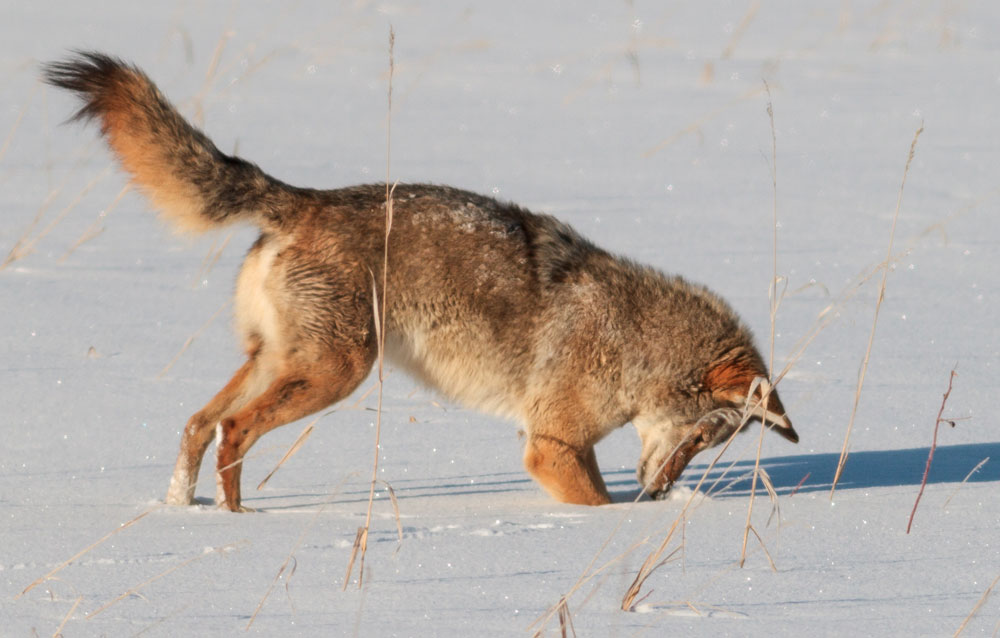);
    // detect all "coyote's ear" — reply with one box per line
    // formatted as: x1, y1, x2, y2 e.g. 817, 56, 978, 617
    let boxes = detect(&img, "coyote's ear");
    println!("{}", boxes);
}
705, 352, 799, 443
